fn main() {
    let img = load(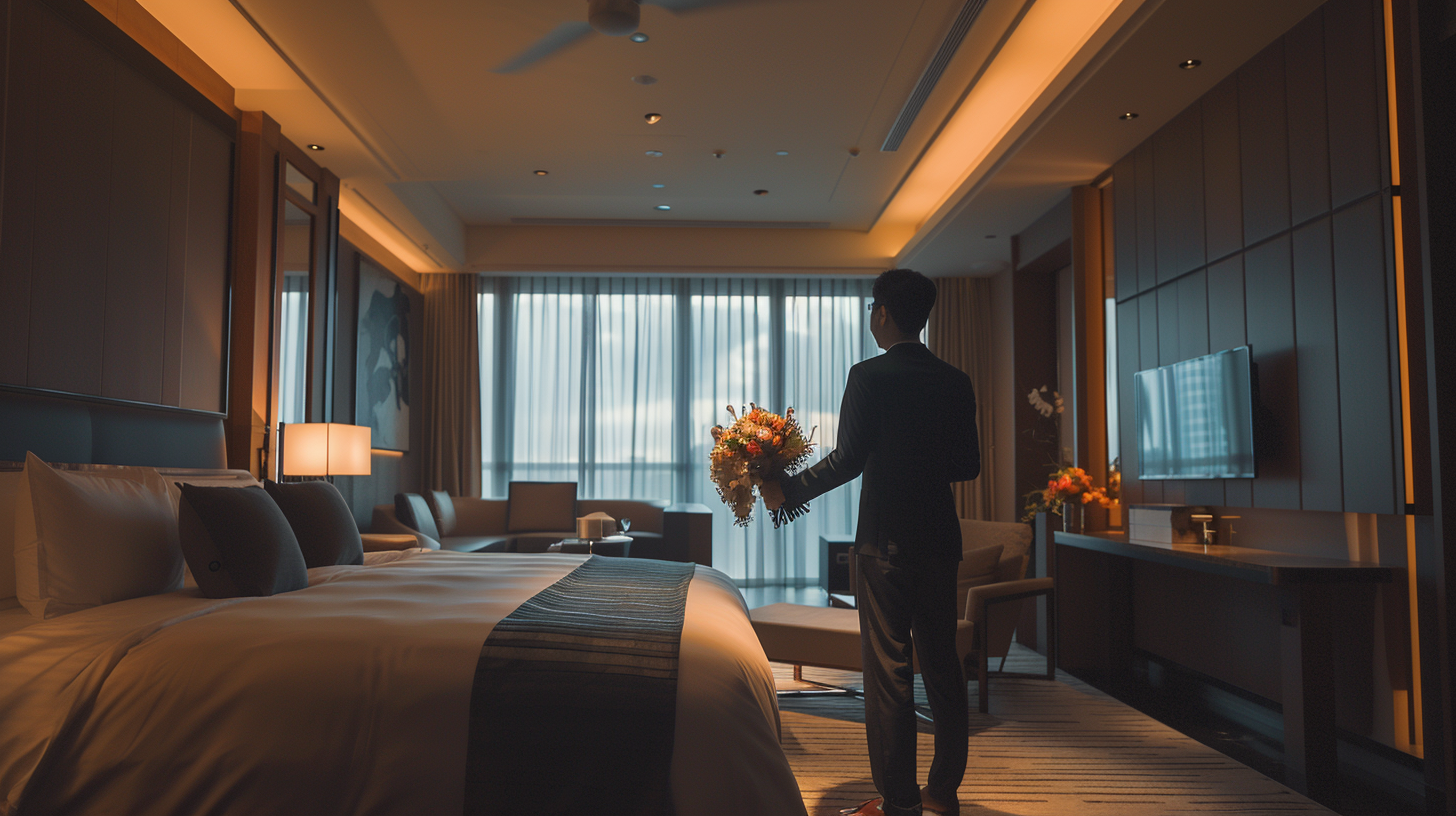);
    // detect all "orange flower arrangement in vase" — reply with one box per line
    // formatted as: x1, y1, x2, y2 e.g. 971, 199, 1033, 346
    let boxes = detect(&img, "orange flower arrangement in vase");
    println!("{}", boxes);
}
1021, 465, 1115, 526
